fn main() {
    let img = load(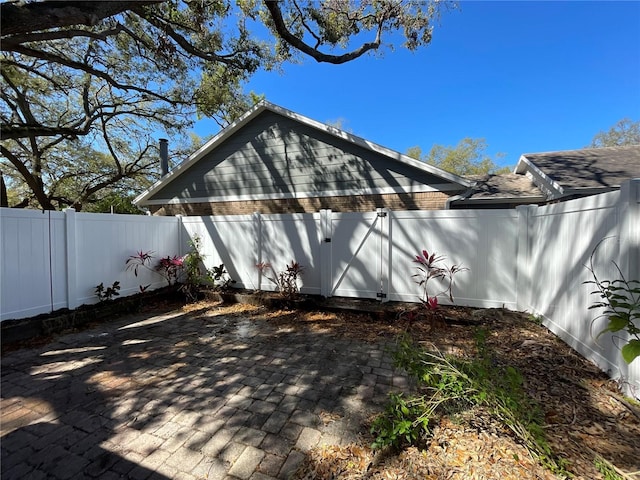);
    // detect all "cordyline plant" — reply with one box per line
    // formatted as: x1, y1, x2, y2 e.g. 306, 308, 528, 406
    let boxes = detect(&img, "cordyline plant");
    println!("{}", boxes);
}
126, 250, 184, 286
585, 240, 640, 364
256, 260, 305, 298
412, 249, 468, 311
